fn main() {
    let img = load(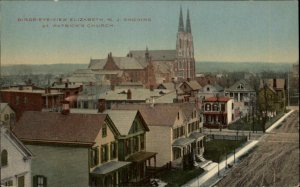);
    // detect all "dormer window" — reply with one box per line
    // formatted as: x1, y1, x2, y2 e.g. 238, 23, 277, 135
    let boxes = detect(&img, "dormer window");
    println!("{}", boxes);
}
237, 84, 244, 89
